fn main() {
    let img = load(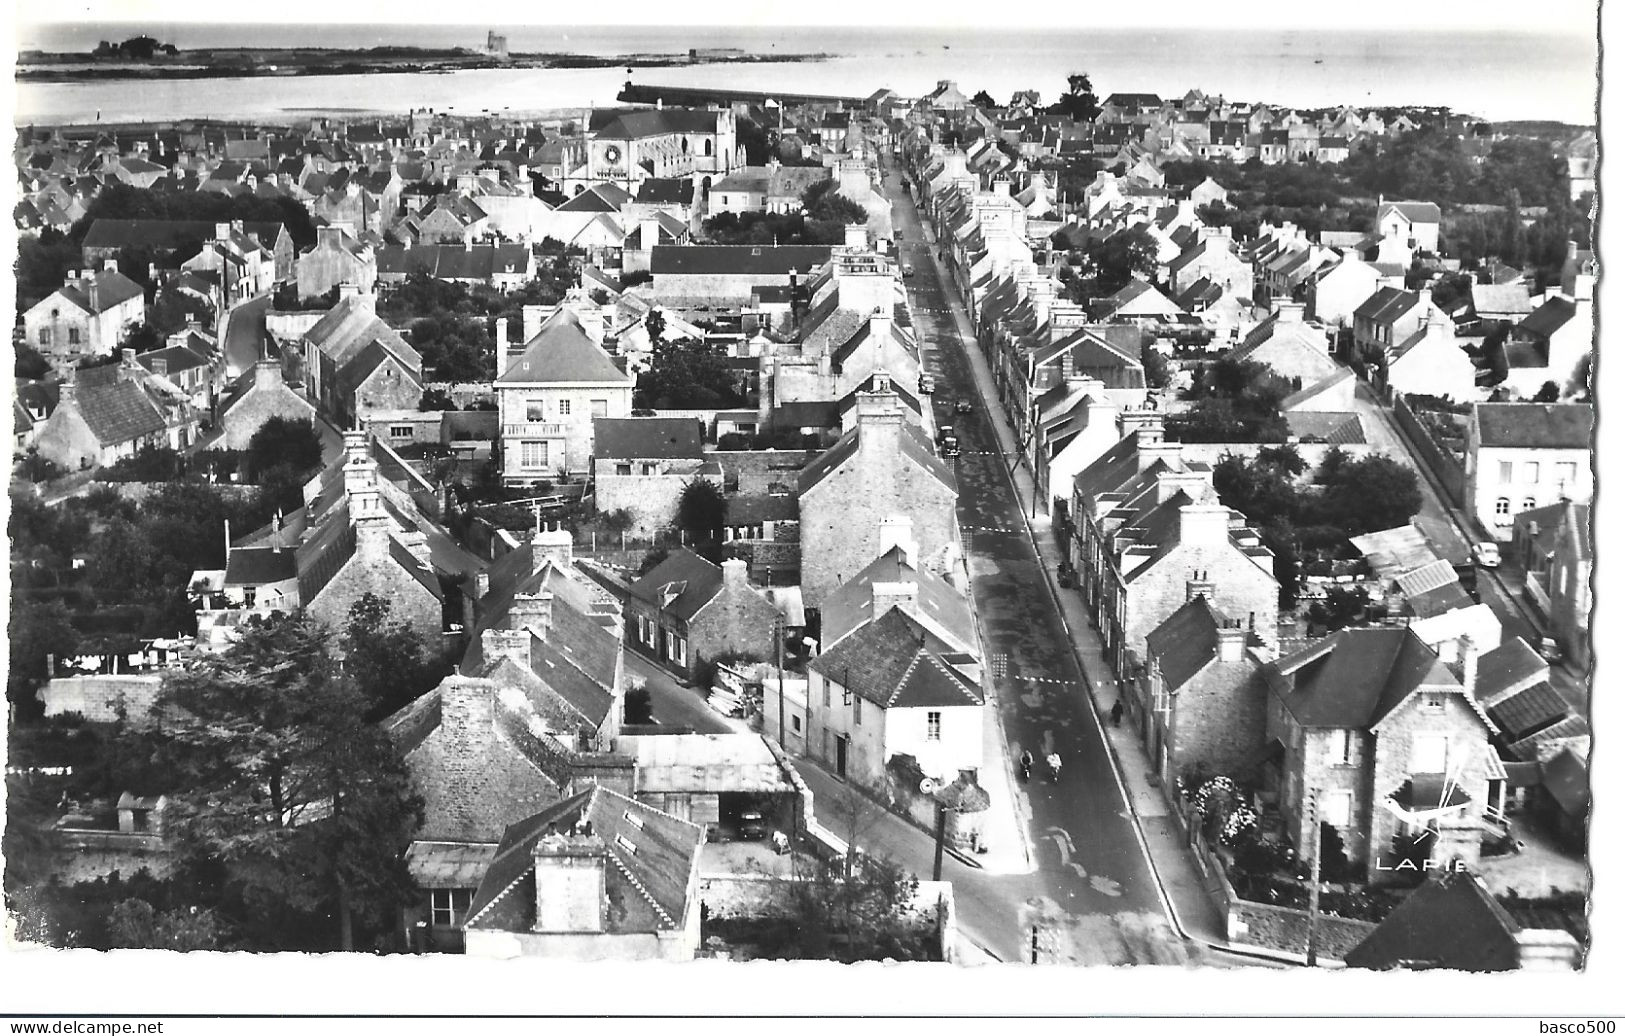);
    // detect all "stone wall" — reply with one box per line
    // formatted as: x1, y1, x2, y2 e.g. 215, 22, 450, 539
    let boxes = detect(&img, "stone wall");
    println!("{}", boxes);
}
697, 875, 955, 961
1392, 395, 1465, 507
265, 309, 326, 344
39, 675, 165, 725
689, 577, 780, 664
711, 450, 818, 494
84, 481, 262, 504
593, 471, 692, 538
1170, 440, 1379, 470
